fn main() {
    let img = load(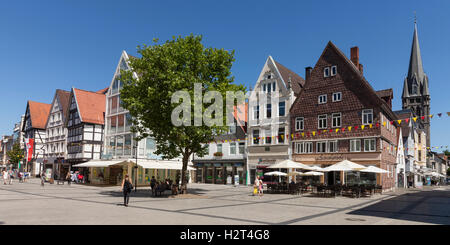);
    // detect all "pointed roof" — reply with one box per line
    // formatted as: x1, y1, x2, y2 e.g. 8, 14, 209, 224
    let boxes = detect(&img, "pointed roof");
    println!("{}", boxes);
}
402, 78, 409, 98
56, 89, 71, 118
28, 101, 52, 129
297, 41, 398, 120
96, 87, 109, 94
72, 88, 106, 125
273, 60, 305, 94
407, 23, 425, 82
